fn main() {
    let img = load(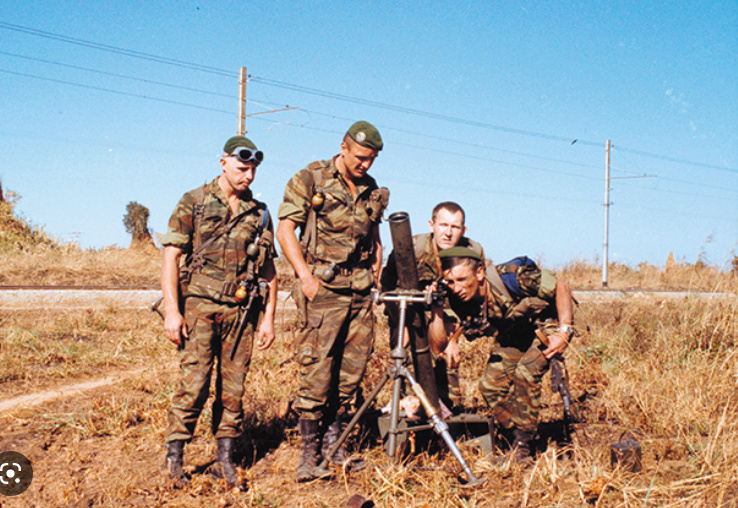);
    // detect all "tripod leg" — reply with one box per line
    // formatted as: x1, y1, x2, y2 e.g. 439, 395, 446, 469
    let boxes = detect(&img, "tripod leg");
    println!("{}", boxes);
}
314, 371, 392, 474
403, 367, 484, 486
387, 362, 405, 459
